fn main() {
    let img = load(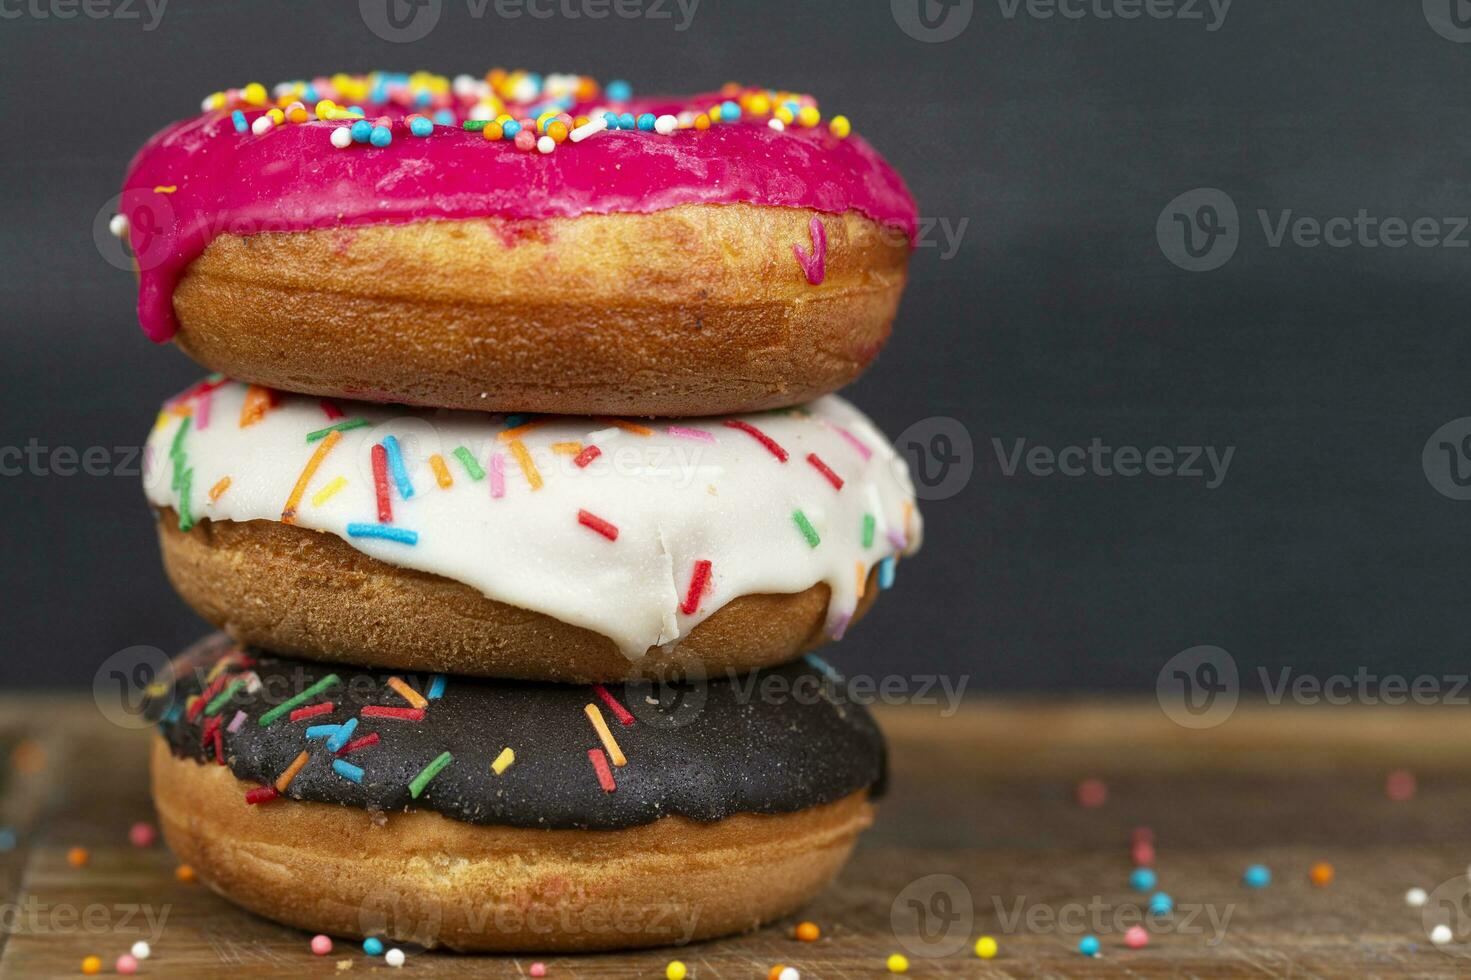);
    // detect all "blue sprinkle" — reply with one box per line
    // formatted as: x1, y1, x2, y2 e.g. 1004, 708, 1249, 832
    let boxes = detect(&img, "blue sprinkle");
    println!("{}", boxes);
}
804, 653, 843, 682
503, 120, 521, 138
603, 112, 621, 130
382, 435, 415, 499
878, 556, 897, 590
0, 829, 16, 852
409, 116, 434, 137
349, 105, 365, 117
1148, 891, 1173, 915
325, 716, 359, 752
302, 84, 319, 103
606, 79, 632, 102
720, 101, 741, 122
503, 413, 532, 429
231, 109, 248, 133
433, 108, 455, 126
162, 704, 182, 724
1078, 935, 1100, 957
350, 120, 373, 144
414, 90, 432, 107
1243, 864, 1271, 888
1129, 867, 1157, 892
306, 724, 341, 740
618, 112, 635, 131
332, 759, 365, 783
426, 675, 446, 700
369, 125, 393, 148
636, 113, 656, 132
363, 937, 384, 956
347, 523, 419, 545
